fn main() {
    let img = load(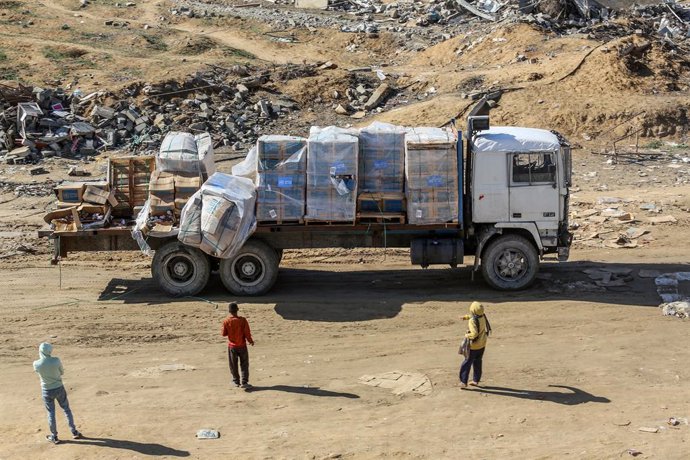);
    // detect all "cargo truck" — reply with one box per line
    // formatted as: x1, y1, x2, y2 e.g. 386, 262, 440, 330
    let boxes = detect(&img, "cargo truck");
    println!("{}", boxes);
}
39, 112, 573, 296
